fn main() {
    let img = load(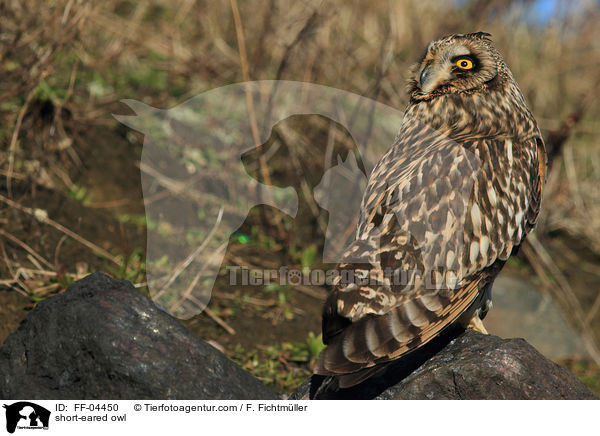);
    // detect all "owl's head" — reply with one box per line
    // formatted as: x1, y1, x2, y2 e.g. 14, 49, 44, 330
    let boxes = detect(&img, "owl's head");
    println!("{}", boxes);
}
408, 32, 509, 100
